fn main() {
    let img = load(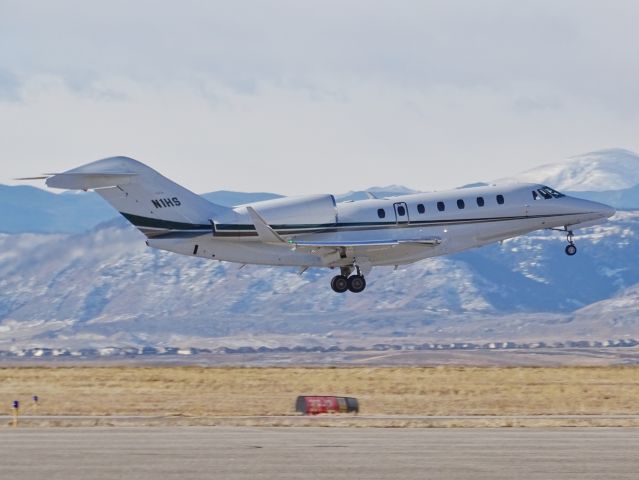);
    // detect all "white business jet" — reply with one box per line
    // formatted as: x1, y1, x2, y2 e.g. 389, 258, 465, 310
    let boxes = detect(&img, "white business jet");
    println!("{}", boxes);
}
26, 156, 615, 293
